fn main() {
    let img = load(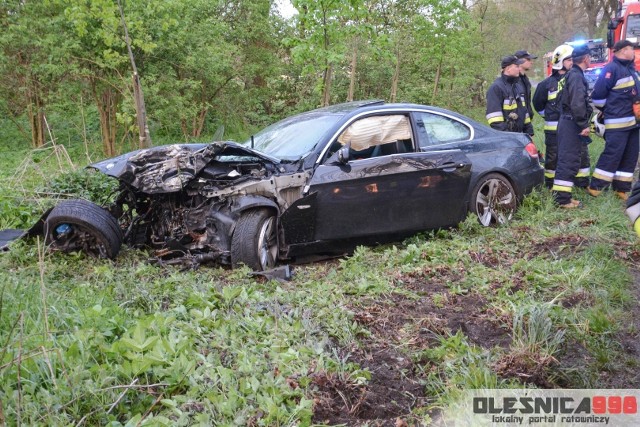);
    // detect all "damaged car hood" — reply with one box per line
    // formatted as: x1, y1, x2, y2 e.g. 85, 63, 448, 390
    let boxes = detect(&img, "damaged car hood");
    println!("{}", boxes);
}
90, 141, 281, 194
